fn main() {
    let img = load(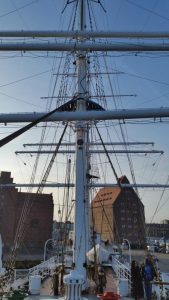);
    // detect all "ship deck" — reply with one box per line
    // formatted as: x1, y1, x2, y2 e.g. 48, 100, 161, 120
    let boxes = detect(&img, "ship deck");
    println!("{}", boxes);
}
23, 267, 133, 300
25, 296, 133, 300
